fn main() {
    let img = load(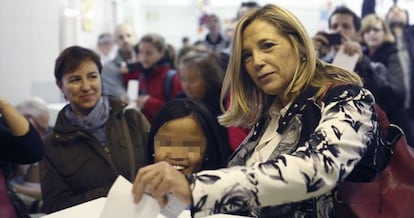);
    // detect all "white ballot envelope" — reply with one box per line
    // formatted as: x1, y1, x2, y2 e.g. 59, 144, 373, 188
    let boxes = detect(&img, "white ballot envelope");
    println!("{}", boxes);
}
332, 46, 359, 71
99, 176, 161, 218
100, 176, 189, 218
40, 197, 106, 218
